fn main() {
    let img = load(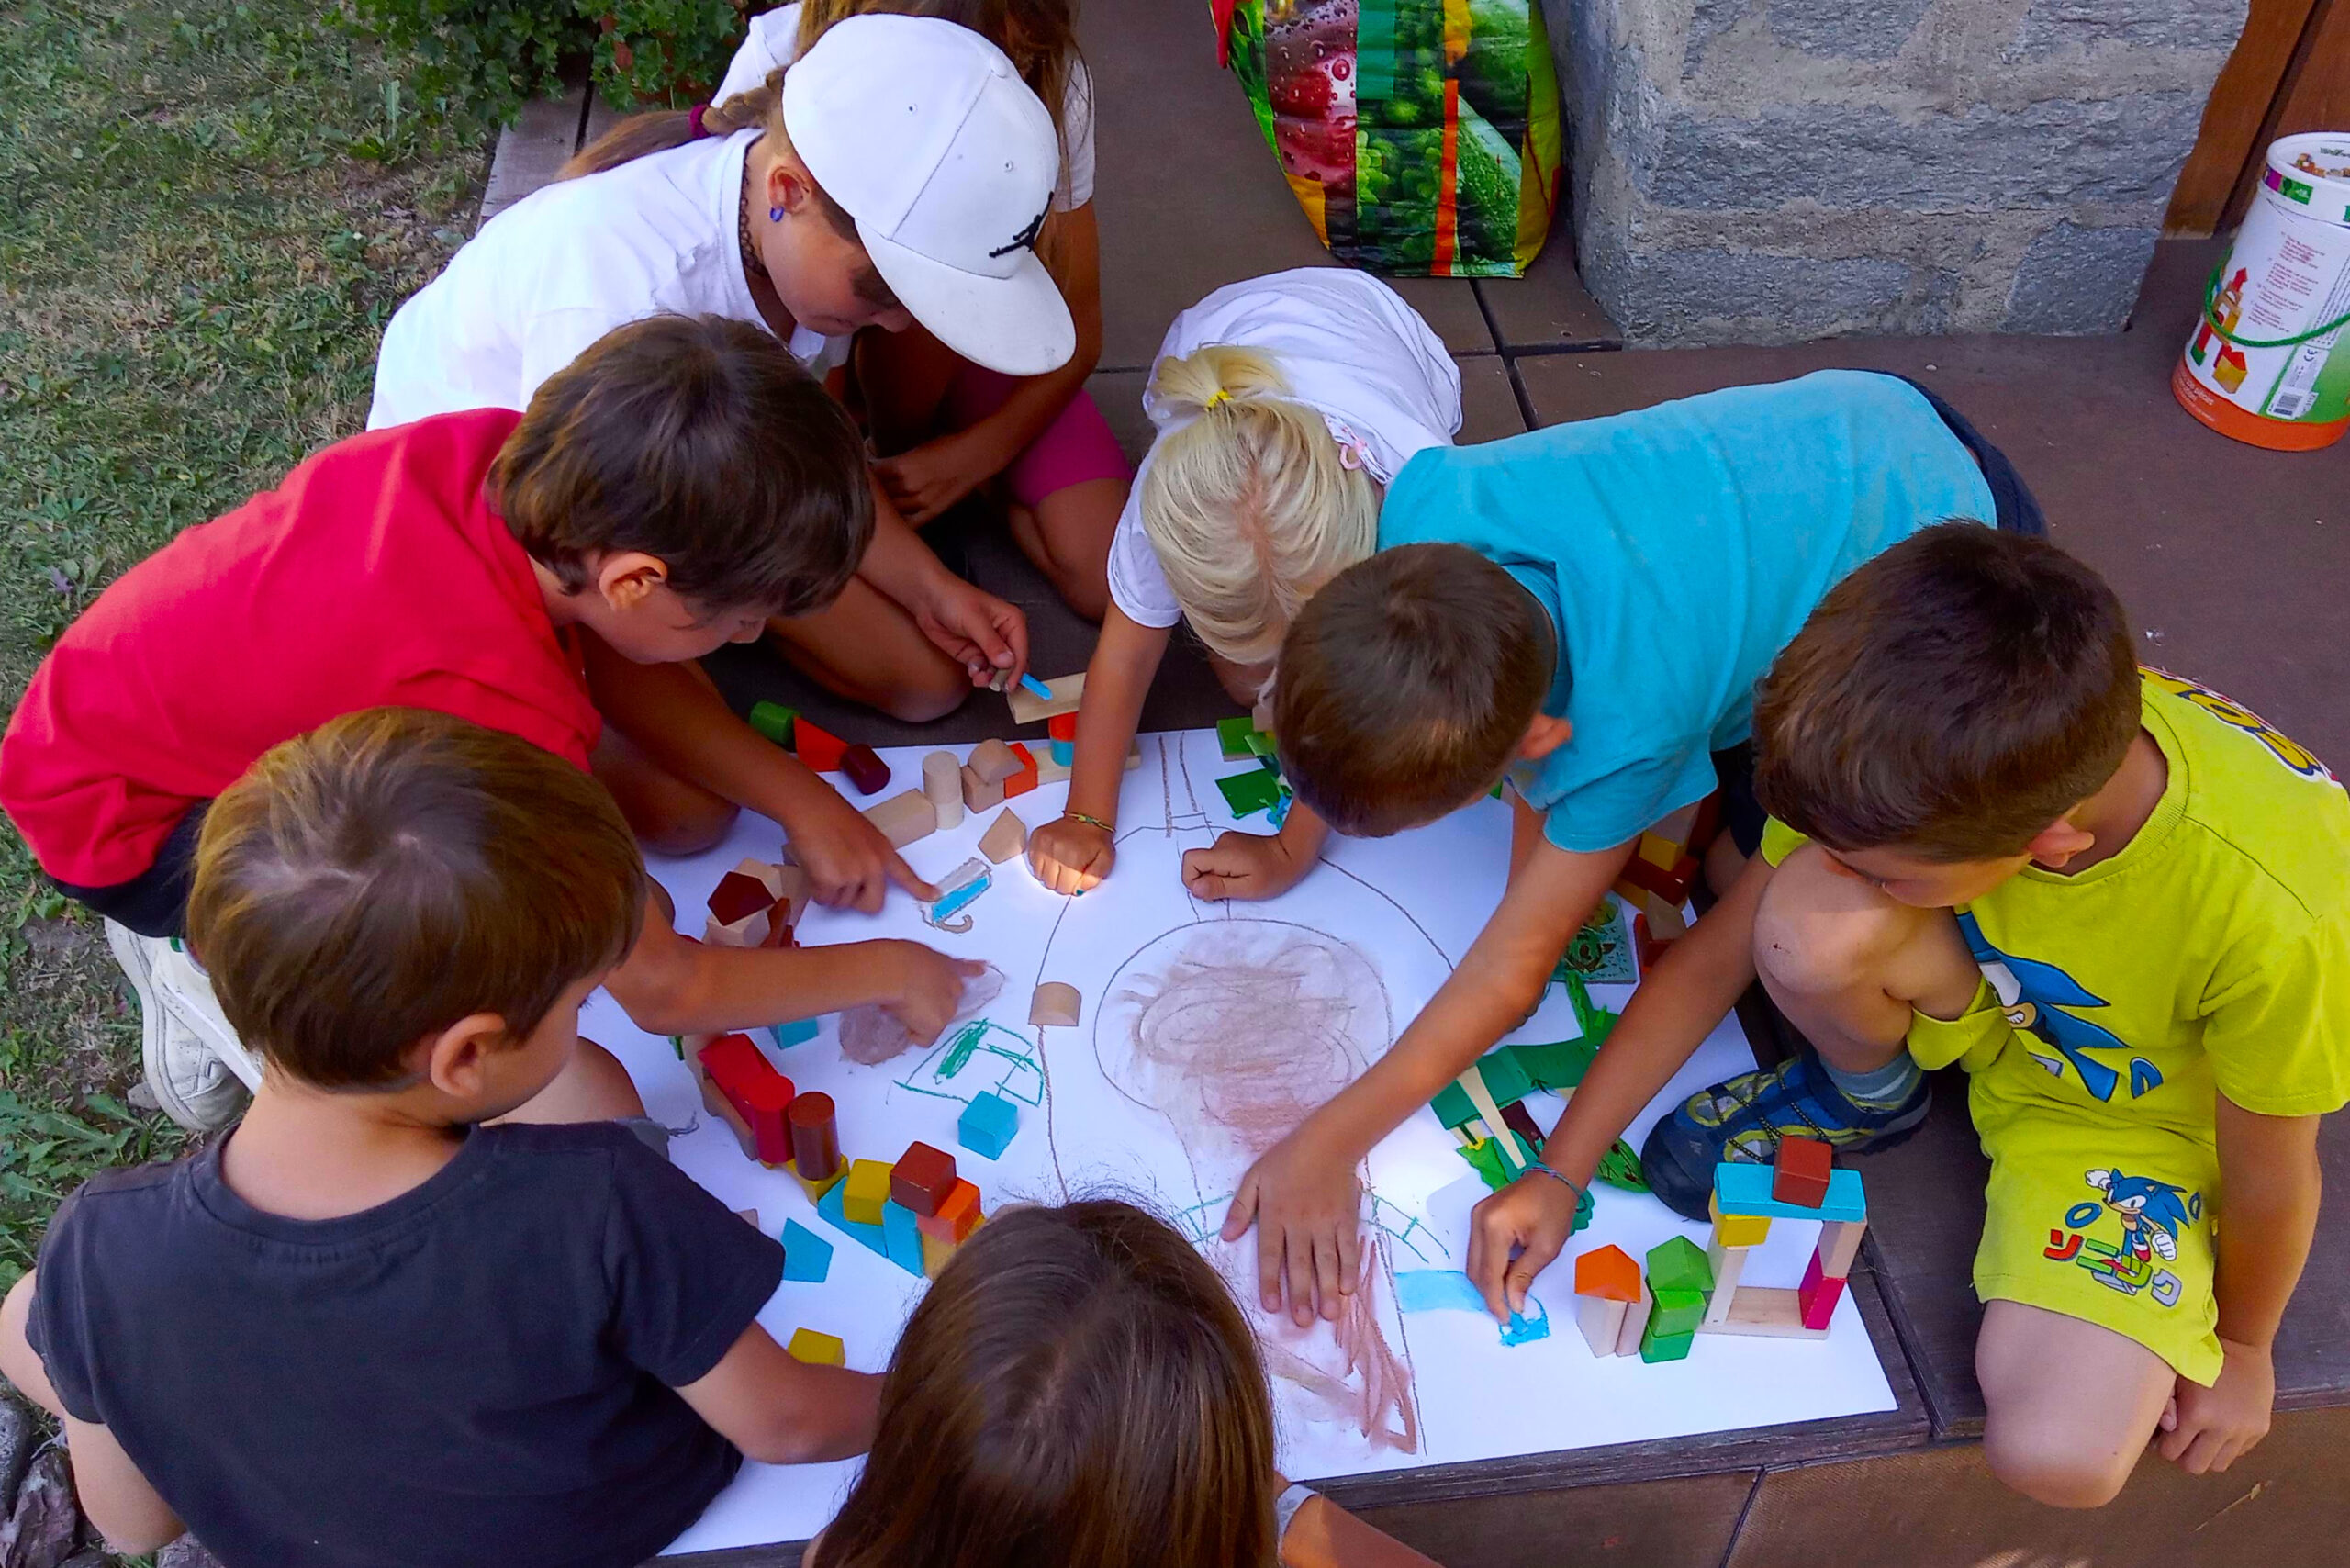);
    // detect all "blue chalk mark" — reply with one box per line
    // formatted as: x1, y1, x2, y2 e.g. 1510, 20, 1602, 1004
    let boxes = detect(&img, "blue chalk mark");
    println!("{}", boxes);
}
927, 868, 990, 924
1394, 1269, 1549, 1346
1017, 672, 1054, 700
